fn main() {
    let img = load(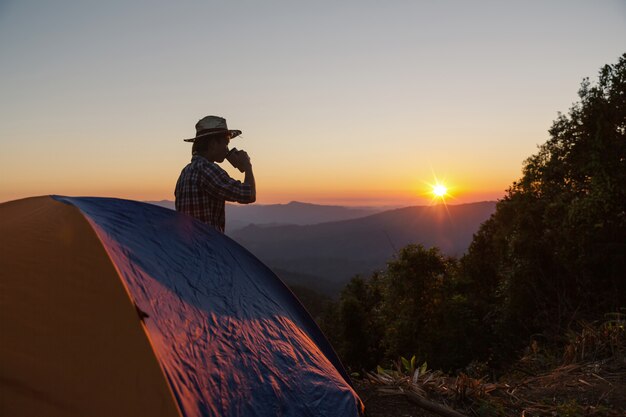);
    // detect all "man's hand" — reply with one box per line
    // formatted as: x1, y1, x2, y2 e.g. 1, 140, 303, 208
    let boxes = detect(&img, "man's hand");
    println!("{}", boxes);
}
227, 149, 252, 173
227, 149, 256, 202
